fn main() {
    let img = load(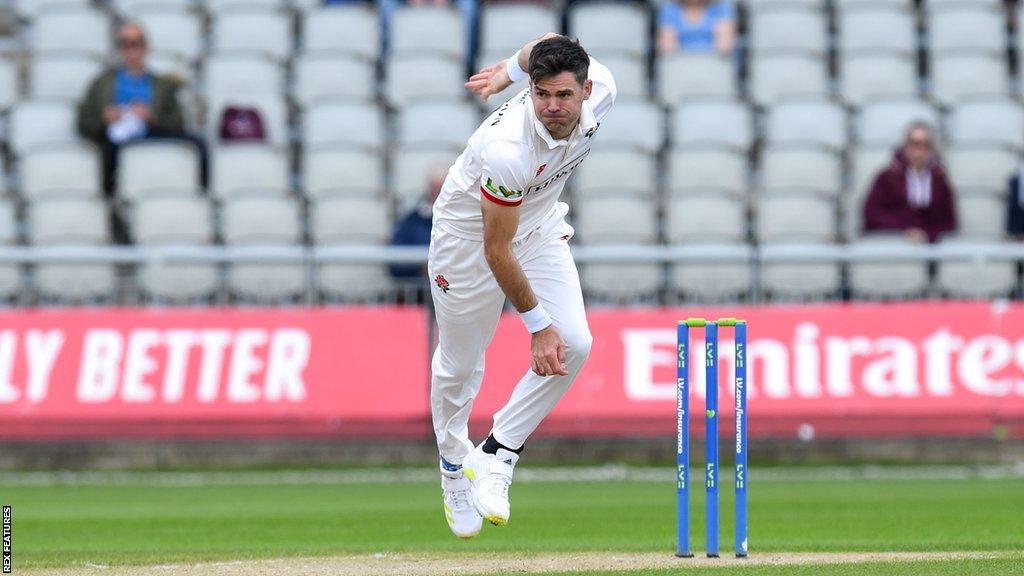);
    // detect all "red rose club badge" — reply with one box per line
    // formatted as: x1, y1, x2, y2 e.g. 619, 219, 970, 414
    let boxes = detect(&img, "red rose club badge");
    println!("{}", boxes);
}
434, 274, 450, 293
